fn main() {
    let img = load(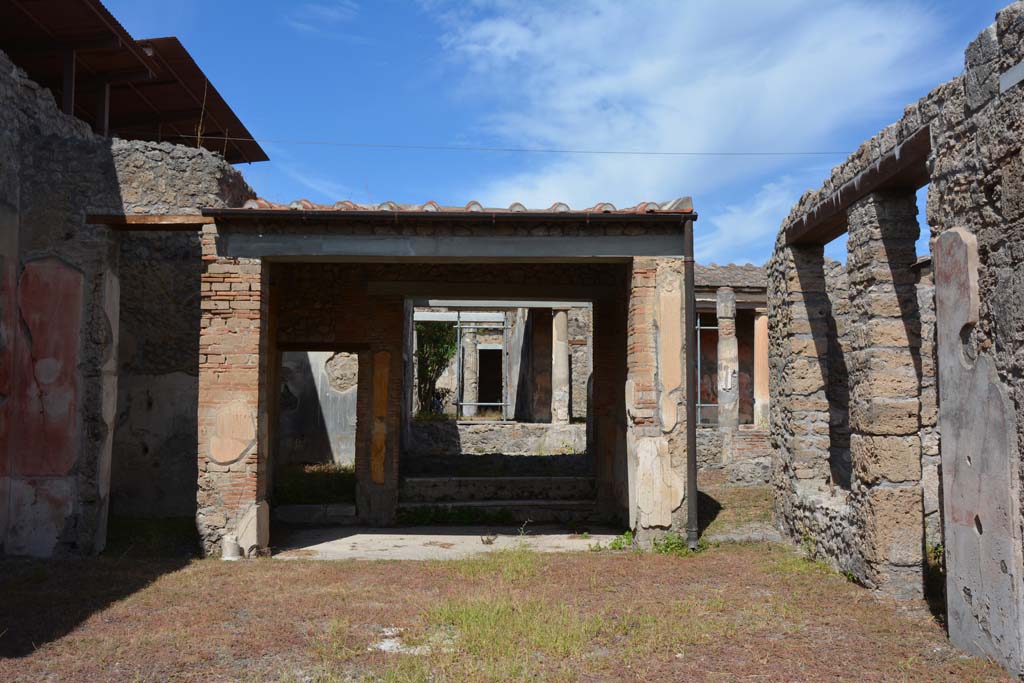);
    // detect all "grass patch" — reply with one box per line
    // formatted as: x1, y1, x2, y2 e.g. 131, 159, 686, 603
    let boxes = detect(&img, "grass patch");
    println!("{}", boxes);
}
652, 532, 713, 557
421, 597, 604, 680
699, 485, 772, 536
450, 544, 539, 582
588, 529, 635, 552
274, 463, 355, 505
765, 546, 837, 577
